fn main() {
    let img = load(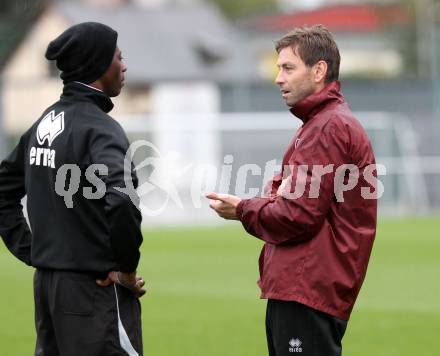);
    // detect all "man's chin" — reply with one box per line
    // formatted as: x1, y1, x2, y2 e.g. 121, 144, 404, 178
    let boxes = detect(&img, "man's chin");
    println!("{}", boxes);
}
283, 98, 296, 107
108, 87, 122, 97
